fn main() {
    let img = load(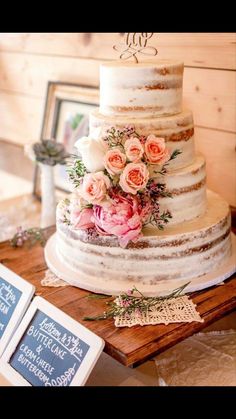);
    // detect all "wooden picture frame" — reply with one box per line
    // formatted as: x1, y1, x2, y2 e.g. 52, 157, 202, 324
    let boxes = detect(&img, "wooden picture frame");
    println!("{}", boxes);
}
33, 82, 99, 199
0, 296, 104, 386
0, 264, 35, 357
